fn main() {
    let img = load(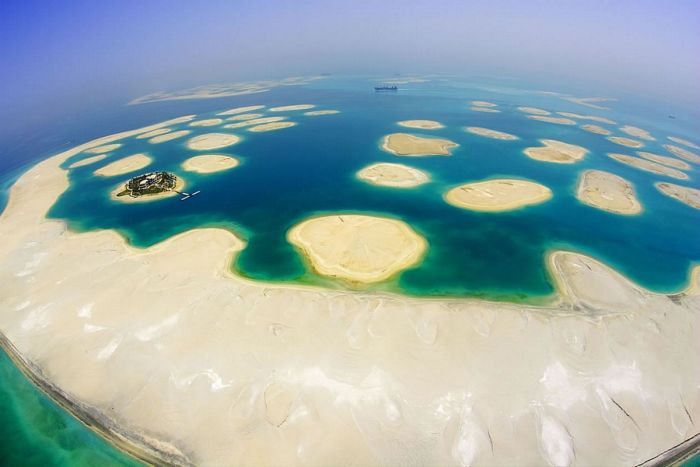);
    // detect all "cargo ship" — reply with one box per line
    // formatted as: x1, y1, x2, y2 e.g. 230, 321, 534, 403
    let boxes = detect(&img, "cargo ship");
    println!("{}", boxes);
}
374, 85, 398, 91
